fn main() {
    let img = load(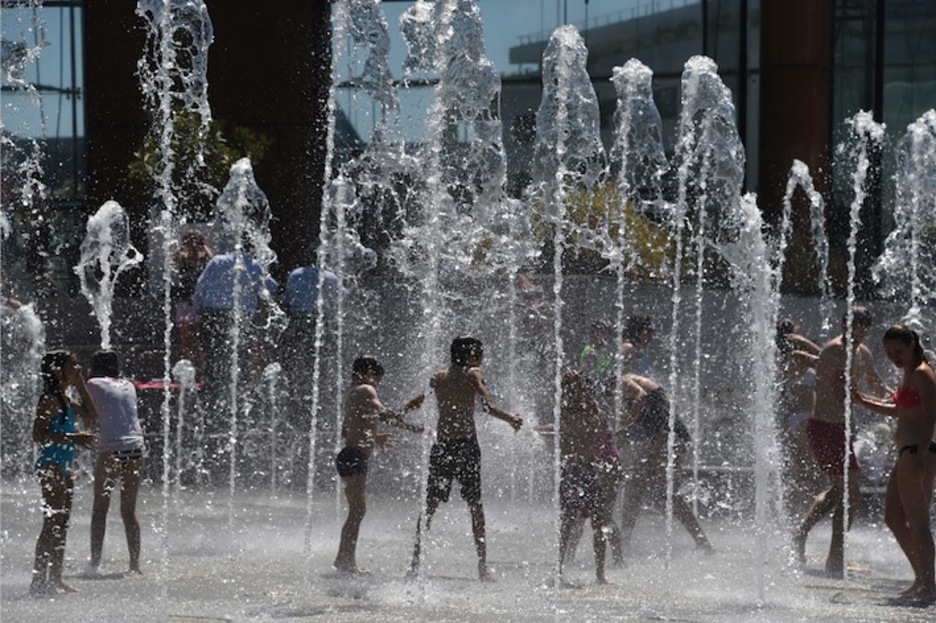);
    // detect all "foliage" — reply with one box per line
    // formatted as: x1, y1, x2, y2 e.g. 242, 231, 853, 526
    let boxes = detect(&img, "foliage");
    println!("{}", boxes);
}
128, 109, 272, 223
531, 181, 675, 279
